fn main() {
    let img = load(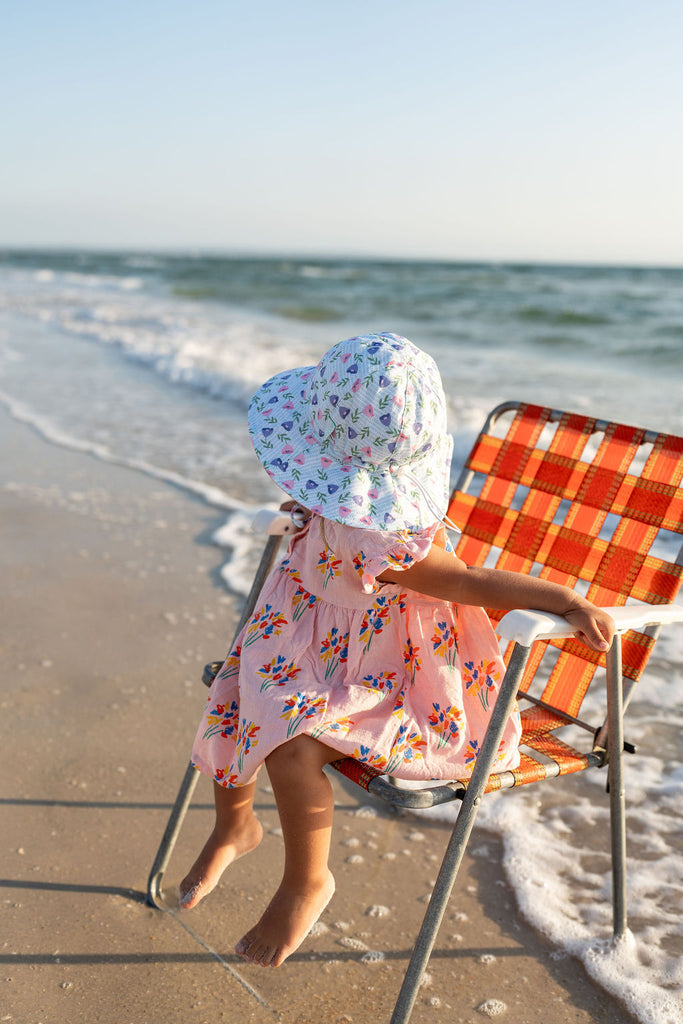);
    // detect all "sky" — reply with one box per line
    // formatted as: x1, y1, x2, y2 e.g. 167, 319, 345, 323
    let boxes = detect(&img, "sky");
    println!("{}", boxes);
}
2, 0, 682, 264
